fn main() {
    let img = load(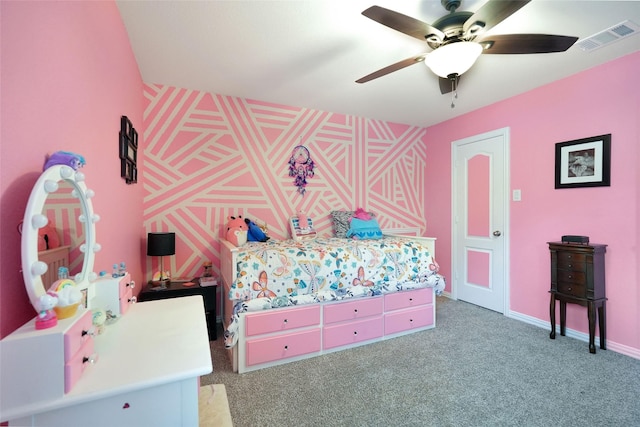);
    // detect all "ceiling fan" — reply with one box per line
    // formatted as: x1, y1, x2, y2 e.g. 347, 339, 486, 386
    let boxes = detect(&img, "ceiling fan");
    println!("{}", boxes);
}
356, 0, 578, 95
